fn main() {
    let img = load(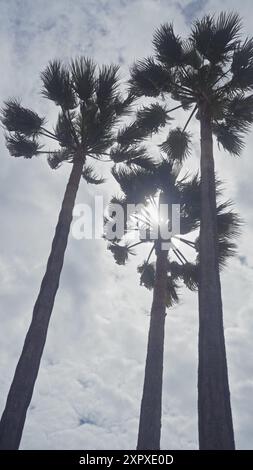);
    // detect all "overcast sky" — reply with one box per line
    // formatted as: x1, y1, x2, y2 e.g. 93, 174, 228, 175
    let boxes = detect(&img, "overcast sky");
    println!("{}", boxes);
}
0, 0, 253, 450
